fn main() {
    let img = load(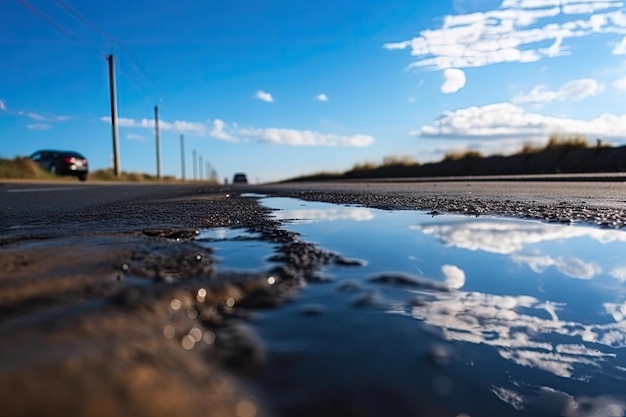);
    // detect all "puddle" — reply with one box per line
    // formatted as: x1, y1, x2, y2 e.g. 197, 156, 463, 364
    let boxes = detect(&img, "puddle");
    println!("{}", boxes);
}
246, 197, 626, 417
195, 228, 277, 272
